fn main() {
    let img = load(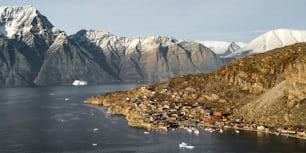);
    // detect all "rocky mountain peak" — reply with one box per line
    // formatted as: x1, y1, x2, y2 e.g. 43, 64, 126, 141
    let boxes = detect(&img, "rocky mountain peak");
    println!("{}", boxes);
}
0, 5, 60, 39
222, 42, 241, 56
197, 41, 246, 55
74, 29, 115, 40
